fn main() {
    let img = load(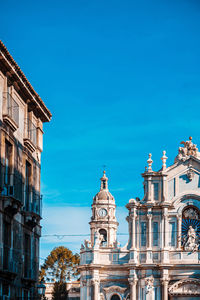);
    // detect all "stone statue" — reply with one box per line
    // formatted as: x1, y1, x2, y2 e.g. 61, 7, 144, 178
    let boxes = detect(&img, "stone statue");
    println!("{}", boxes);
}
145, 277, 154, 294
94, 230, 101, 248
177, 137, 198, 161
184, 225, 198, 252
84, 239, 91, 249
